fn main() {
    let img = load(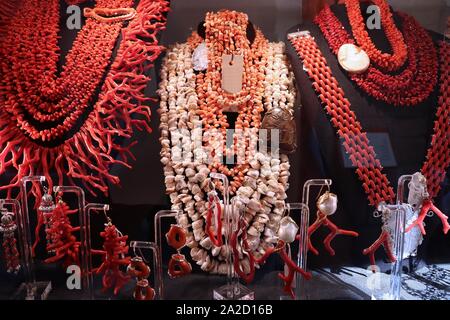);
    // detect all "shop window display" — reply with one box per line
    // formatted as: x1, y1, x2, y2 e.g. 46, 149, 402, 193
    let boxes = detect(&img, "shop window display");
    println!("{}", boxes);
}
0, 0, 448, 302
